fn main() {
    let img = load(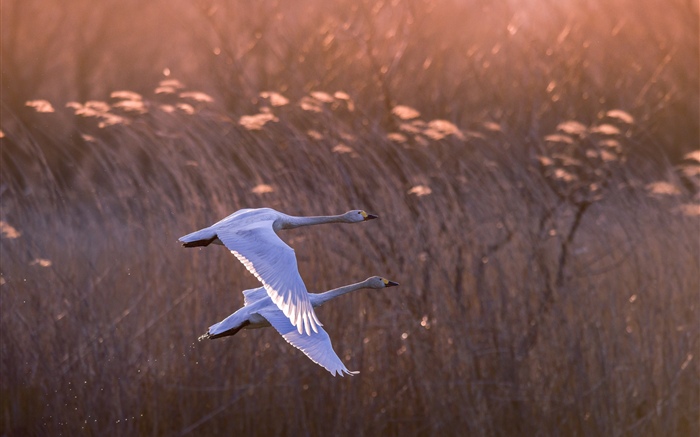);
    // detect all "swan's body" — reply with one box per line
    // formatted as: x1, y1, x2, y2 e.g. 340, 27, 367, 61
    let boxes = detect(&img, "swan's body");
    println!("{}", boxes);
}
179, 208, 377, 336
199, 276, 399, 376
